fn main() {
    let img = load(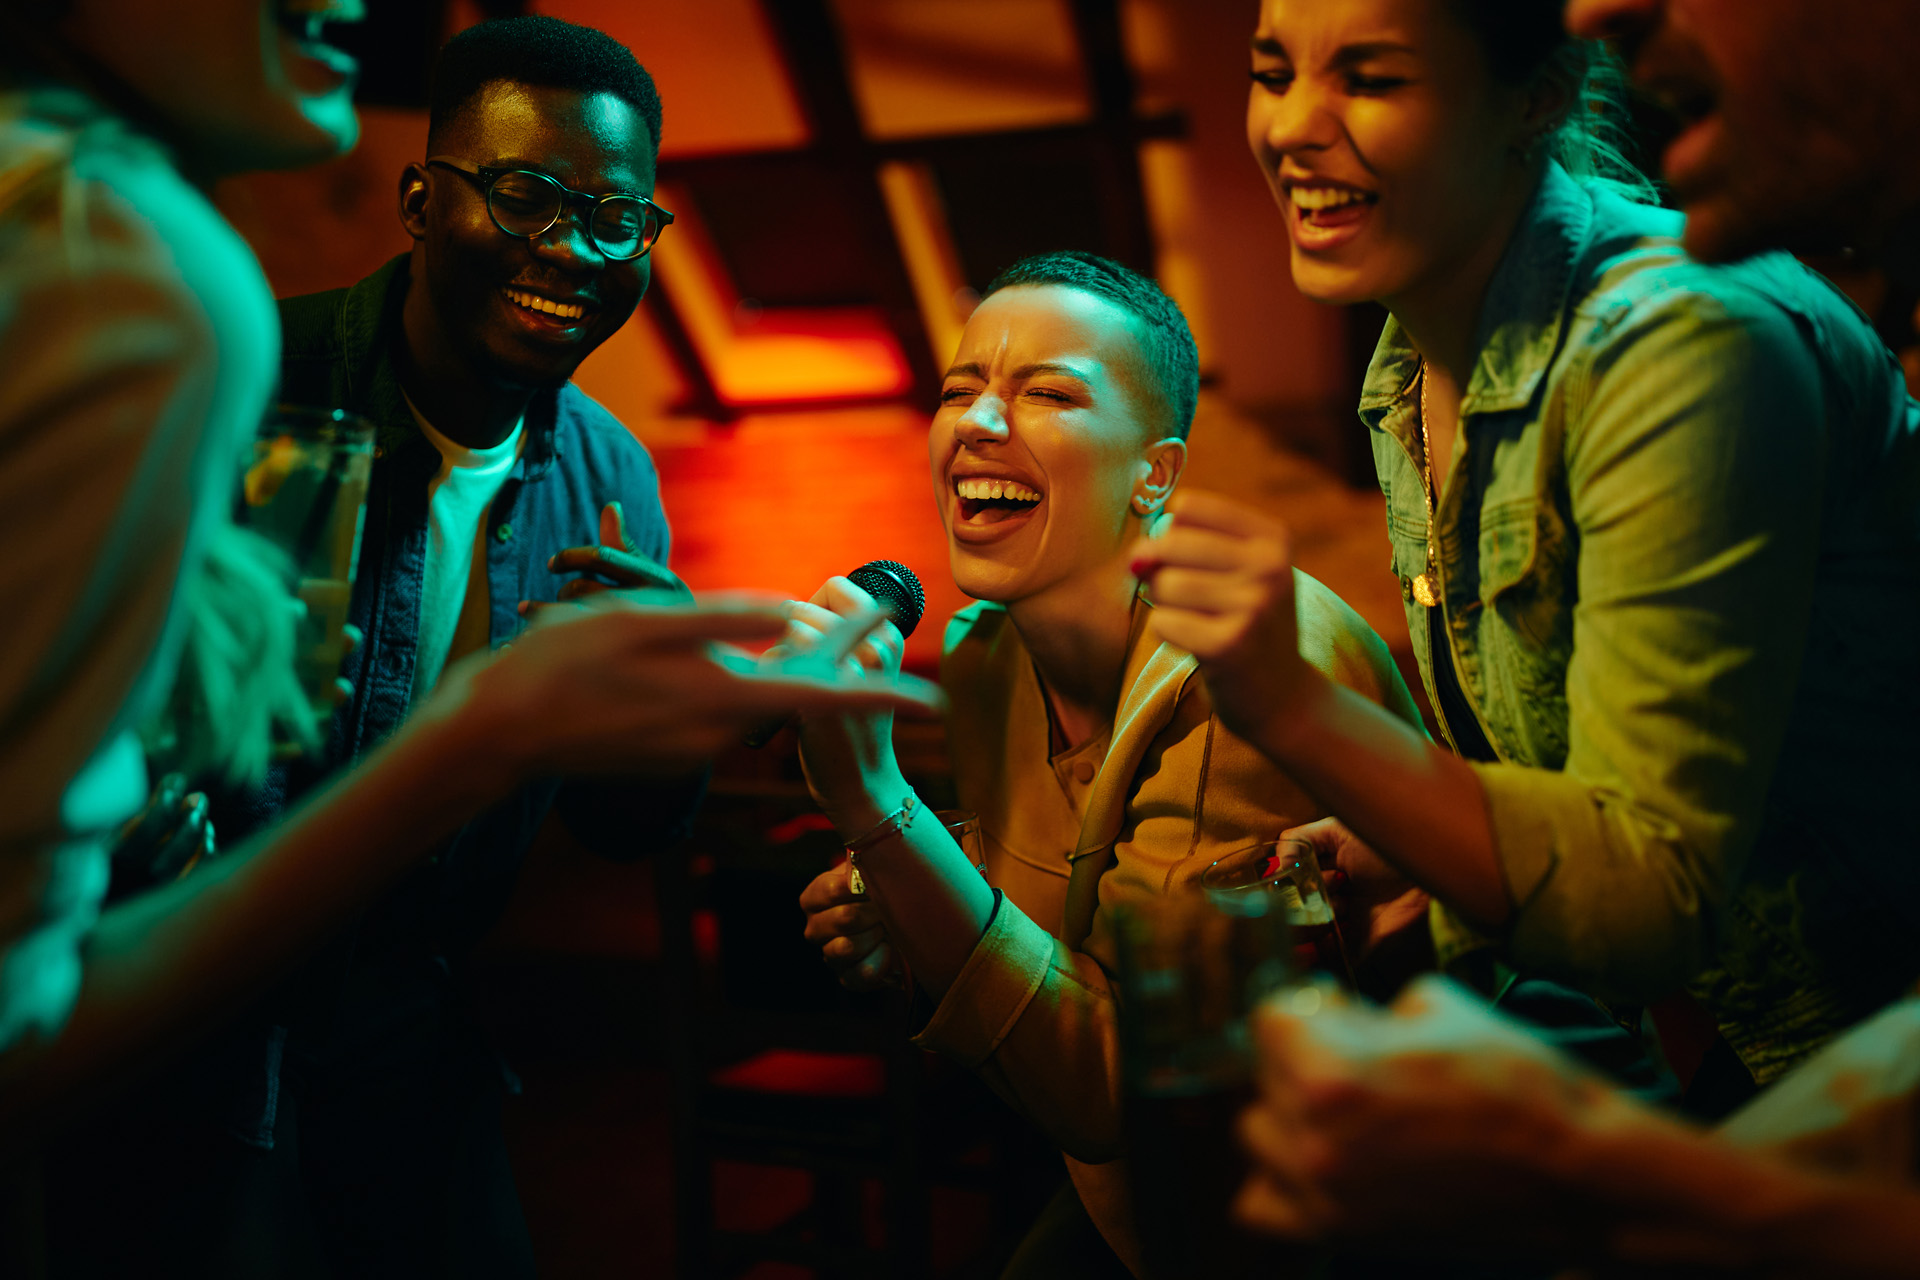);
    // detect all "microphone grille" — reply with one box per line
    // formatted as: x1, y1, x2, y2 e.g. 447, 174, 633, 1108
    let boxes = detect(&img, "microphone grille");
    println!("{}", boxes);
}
847, 559, 926, 639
